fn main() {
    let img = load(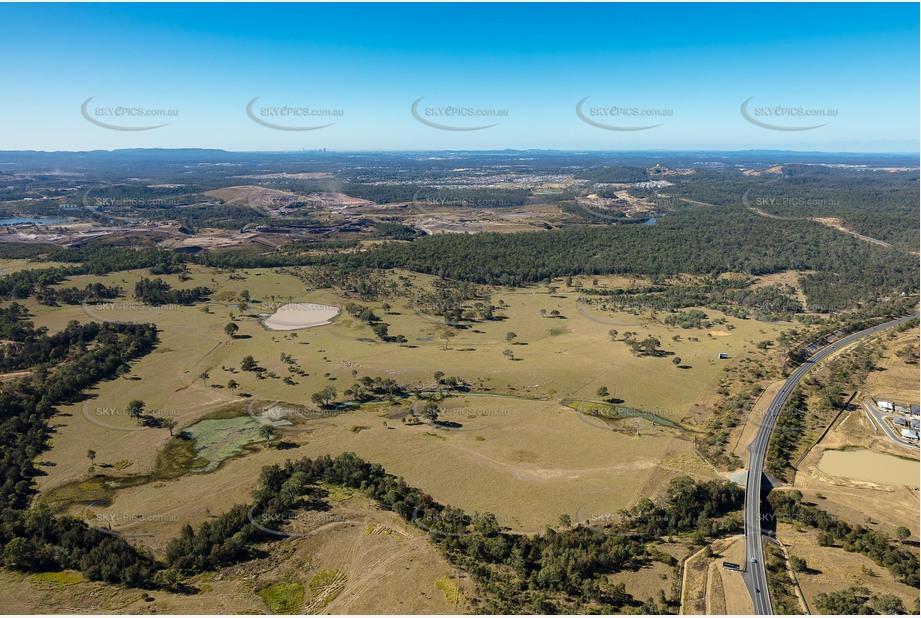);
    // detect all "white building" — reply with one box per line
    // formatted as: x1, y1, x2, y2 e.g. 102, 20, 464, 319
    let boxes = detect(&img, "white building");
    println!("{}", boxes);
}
877, 400, 895, 411
900, 428, 919, 440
